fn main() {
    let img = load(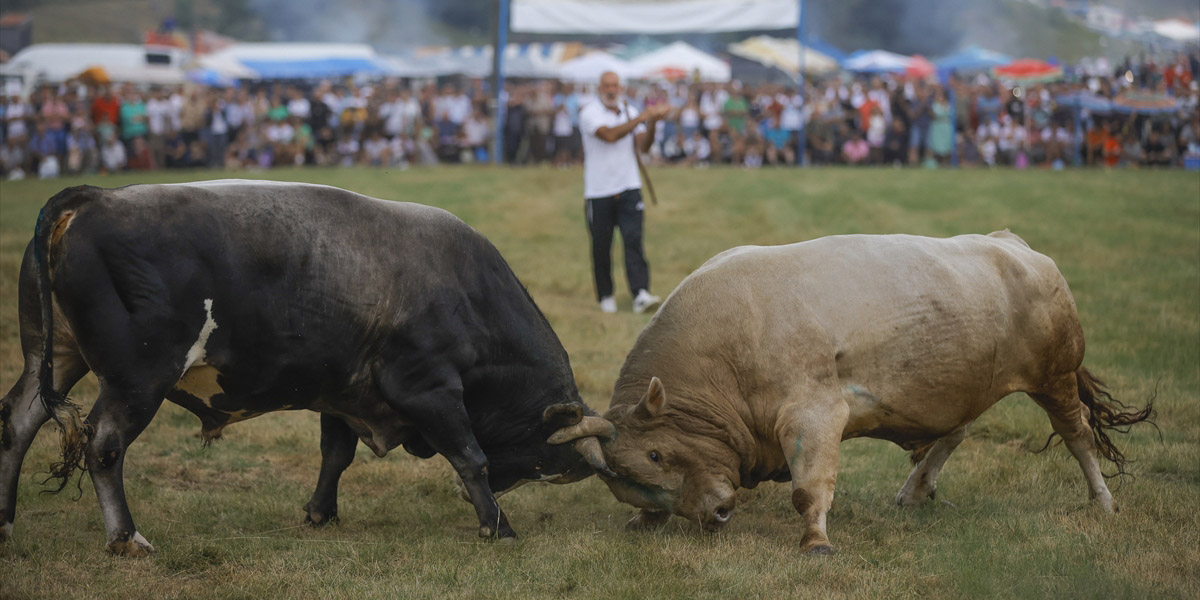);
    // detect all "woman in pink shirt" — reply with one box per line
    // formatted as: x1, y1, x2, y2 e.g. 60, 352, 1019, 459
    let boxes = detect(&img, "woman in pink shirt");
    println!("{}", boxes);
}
40, 88, 70, 155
